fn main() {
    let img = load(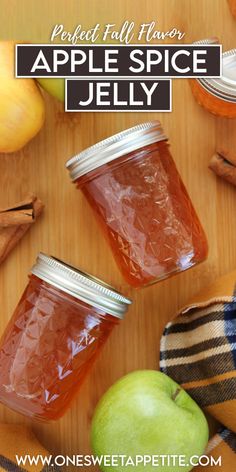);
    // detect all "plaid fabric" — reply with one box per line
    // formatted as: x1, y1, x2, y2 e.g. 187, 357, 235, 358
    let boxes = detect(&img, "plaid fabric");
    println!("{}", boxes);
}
160, 298, 236, 430
160, 270, 236, 468
0, 425, 60, 472
0, 455, 26, 472
194, 428, 236, 471
0, 456, 59, 472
